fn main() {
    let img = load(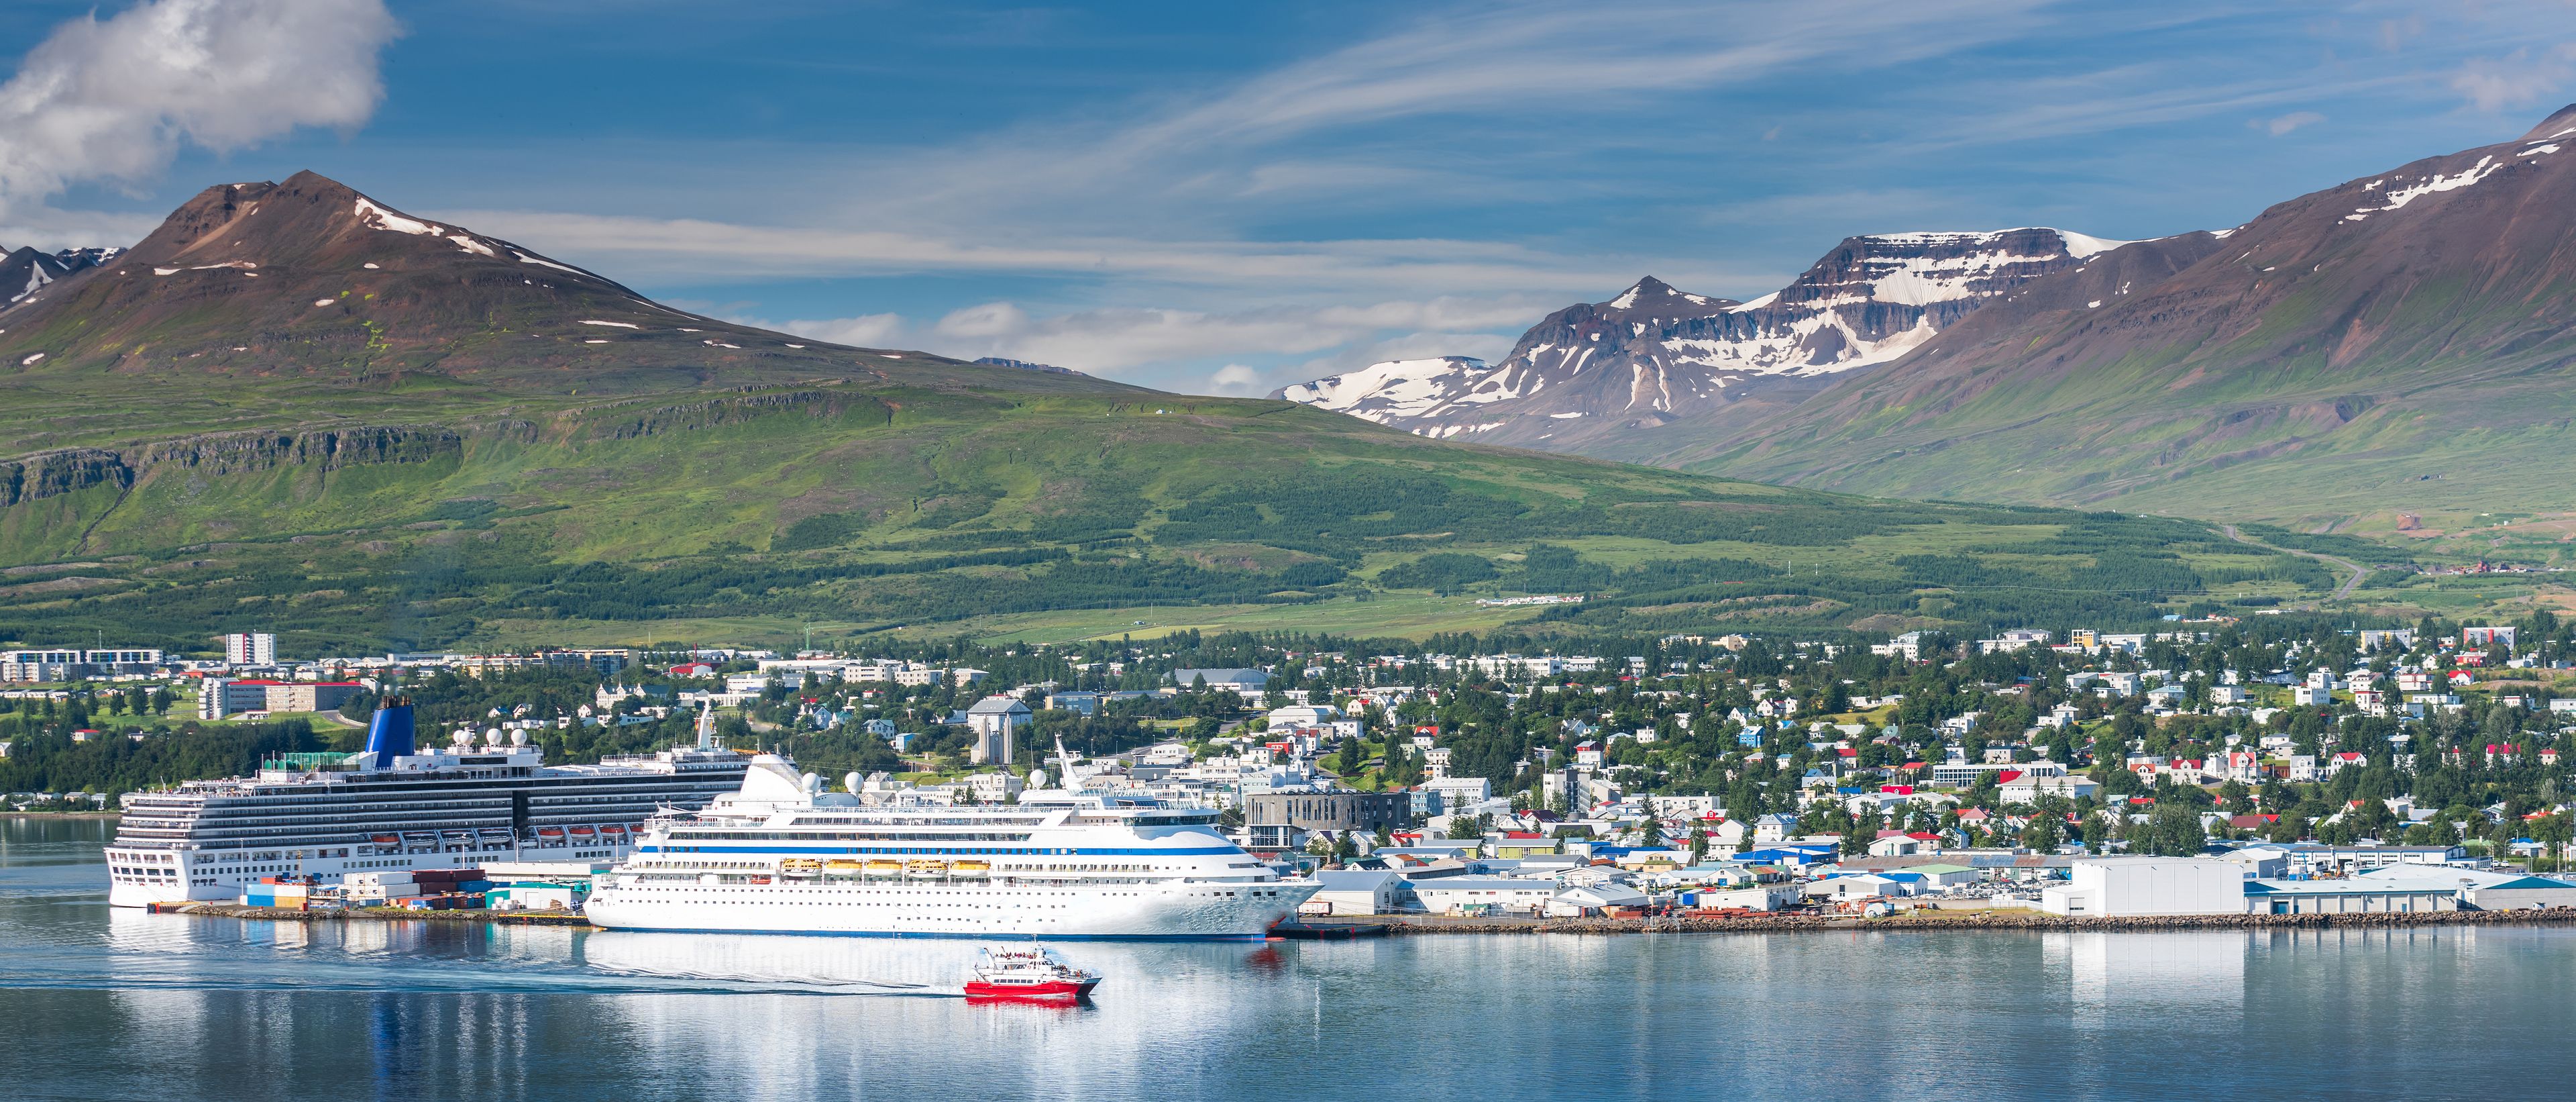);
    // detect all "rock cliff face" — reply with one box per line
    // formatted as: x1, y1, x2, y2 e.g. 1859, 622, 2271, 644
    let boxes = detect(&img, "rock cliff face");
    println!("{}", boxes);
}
0, 425, 466, 508
1274, 229, 2121, 458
